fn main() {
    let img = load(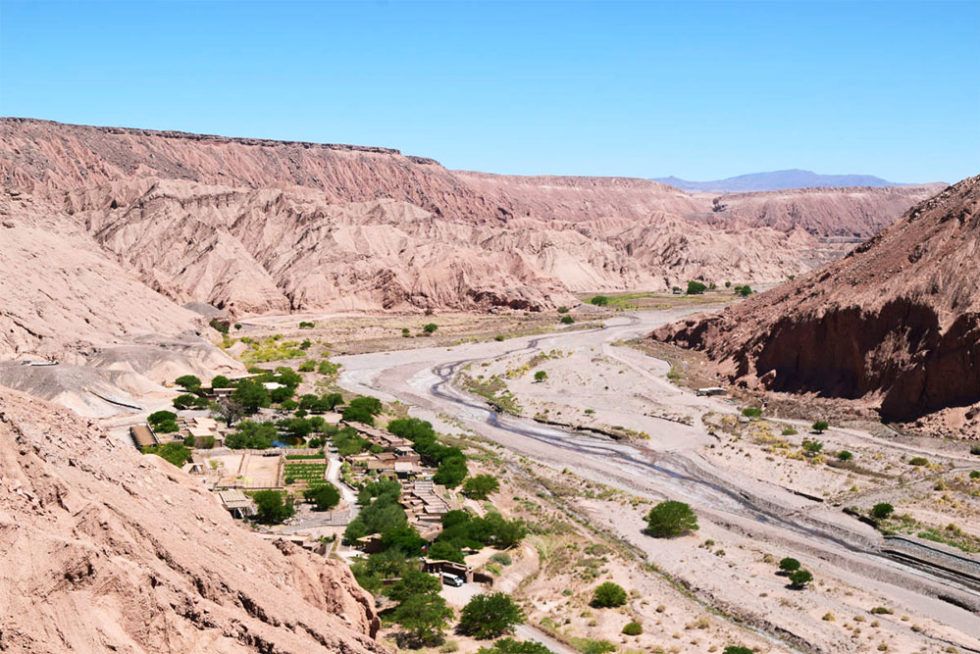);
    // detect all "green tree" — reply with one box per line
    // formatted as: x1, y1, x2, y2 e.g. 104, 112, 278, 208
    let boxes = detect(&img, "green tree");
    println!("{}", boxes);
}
462, 474, 500, 500
560, 315, 575, 325
811, 420, 829, 433
590, 581, 627, 608
778, 557, 801, 573
173, 393, 208, 410
252, 490, 294, 524
644, 501, 698, 538
211, 374, 232, 388
225, 420, 278, 449
589, 295, 609, 306
802, 439, 824, 456
233, 378, 270, 413
533, 370, 548, 383
427, 540, 465, 563
304, 484, 341, 511
686, 280, 707, 295
458, 593, 525, 639
788, 568, 813, 589
735, 285, 753, 297
393, 592, 454, 647
837, 450, 853, 461
175, 374, 202, 391
871, 503, 894, 520
478, 639, 553, 654
422, 323, 439, 335
388, 570, 442, 603
723, 647, 755, 654
147, 410, 179, 433
434, 456, 468, 488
